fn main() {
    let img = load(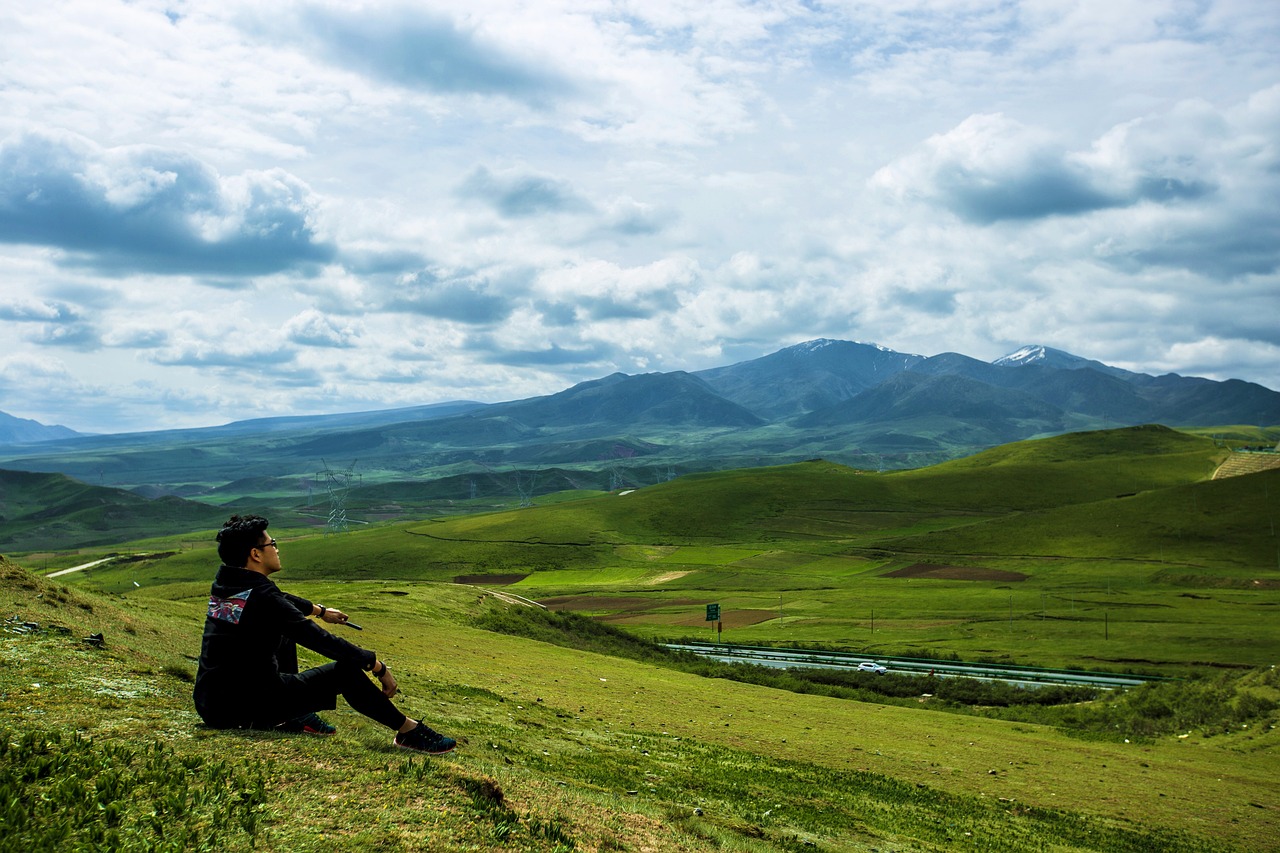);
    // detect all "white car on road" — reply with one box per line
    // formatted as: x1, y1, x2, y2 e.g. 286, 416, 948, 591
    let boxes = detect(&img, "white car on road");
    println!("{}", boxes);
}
856, 661, 888, 674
